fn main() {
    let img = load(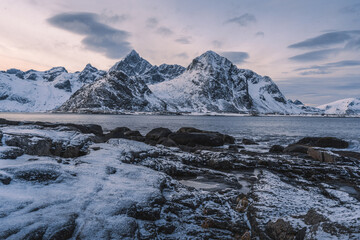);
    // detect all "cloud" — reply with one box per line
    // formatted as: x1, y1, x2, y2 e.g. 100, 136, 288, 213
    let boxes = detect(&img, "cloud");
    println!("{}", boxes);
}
255, 31, 264, 38
175, 37, 191, 44
146, 17, 158, 28
100, 11, 128, 24
156, 27, 173, 36
289, 48, 340, 62
294, 60, 360, 75
299, 70, 331, 75
225, 13, 256, 27
47, 12, 131, 59
175, 52, 189, 59
220, 51, 249, 64
288, 30, 360, 49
